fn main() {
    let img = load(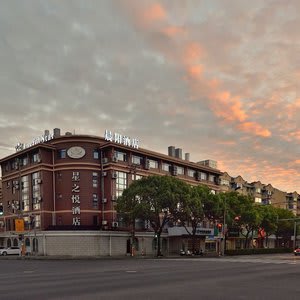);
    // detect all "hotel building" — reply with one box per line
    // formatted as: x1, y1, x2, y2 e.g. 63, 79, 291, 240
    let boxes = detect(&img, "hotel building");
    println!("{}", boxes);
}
0, 129, 222, 256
